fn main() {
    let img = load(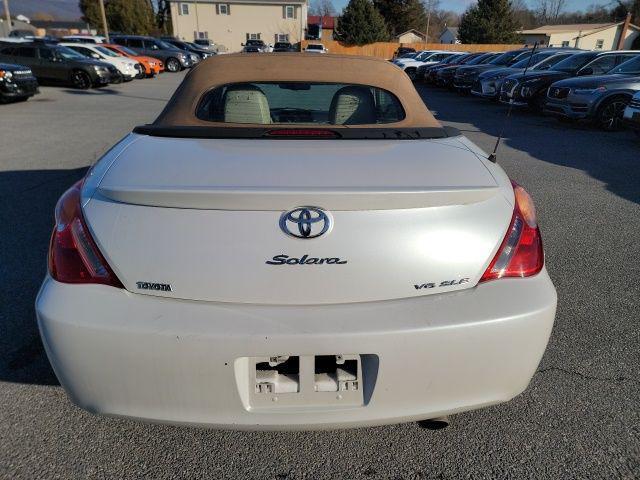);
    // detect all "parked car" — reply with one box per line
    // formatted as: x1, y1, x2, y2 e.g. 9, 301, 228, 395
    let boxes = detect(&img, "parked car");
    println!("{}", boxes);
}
62, 35, 106, 44
396, 51, 459, 81
193, 38, 217, 51
273, 42, 295, 52
416, 52, 467, 81
102, 43, 164, 77
0, 42, 114, 89
0, 62, 39, 102
160, 37, 213, 60
544, 55, 640, 130
424, 53, 478, 83
241, 39, 270, 53
112, 35, 192, 72
499, 50, 640, 110
471, 51, 576, 100
304, 43, 328, 53
435, 53, 500, 89
60, 42, 143, 82
622, 90, 640, 136
453, 48, 534, 93
392, 46, 416, 59
36, 54, 556, 430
